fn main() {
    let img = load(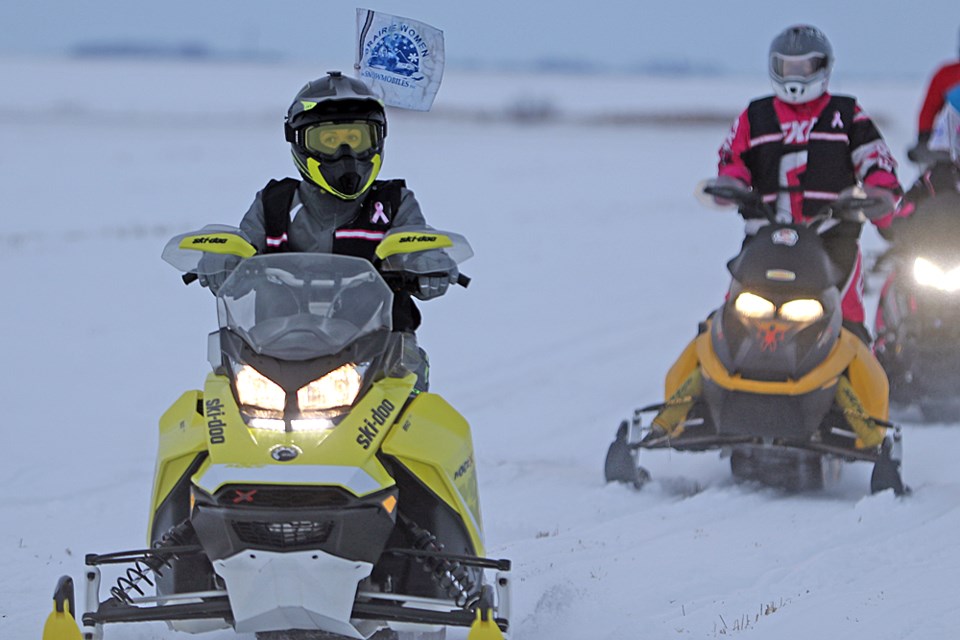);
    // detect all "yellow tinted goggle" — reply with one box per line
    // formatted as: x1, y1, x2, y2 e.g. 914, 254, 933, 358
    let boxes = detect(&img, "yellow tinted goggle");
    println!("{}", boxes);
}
303, 122, 378, 155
